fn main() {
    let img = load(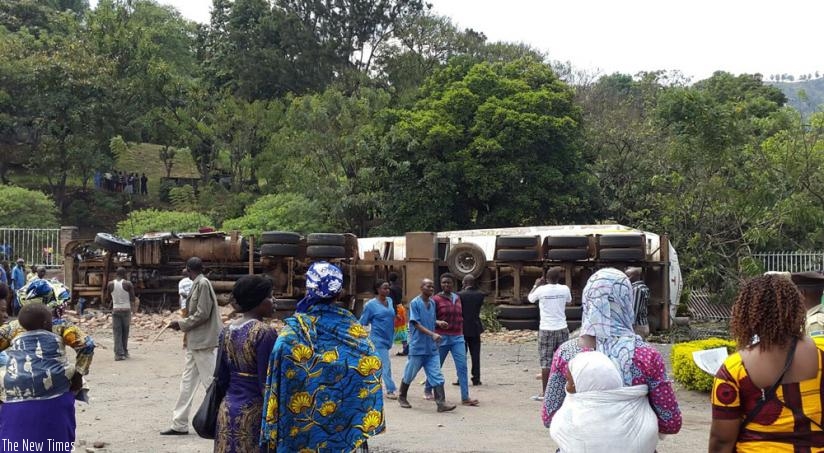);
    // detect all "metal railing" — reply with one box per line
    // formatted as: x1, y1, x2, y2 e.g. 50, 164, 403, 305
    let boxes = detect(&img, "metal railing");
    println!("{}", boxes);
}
0, 228, 62, 269
752, 251, 824, 273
